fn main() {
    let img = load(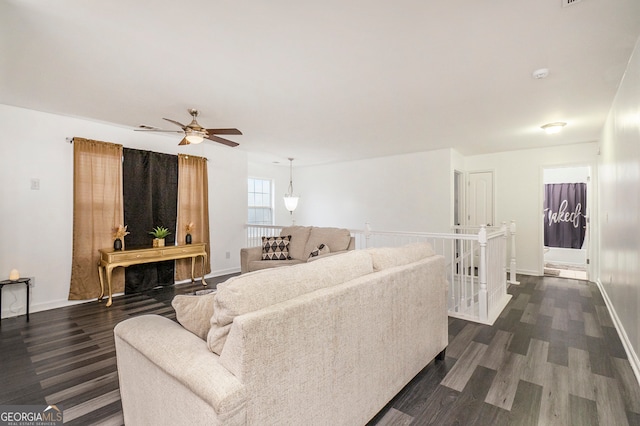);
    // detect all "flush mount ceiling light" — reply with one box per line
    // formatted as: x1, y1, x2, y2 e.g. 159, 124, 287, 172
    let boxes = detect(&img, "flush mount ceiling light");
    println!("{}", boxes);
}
532, 68, 549, 79
283, 158, 299, 213
541, 122, 567, 134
